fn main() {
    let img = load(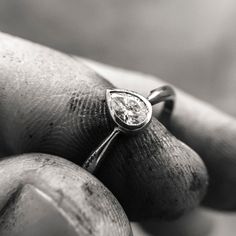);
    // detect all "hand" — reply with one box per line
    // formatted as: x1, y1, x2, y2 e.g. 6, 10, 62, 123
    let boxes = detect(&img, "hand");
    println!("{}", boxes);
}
85, 58, 236, 235
87, 59, 236, 210
0, 154, 131, 236
0, 32, 233, 235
